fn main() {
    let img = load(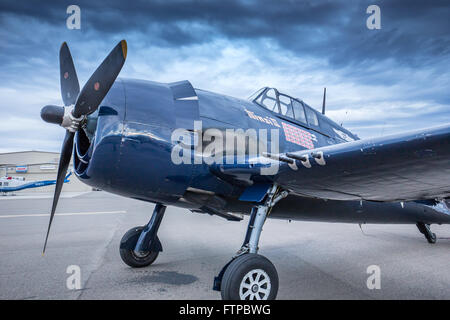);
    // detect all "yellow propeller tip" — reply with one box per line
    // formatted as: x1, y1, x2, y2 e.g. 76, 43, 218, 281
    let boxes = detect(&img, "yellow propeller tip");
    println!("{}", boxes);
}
121, 40, 127, 59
